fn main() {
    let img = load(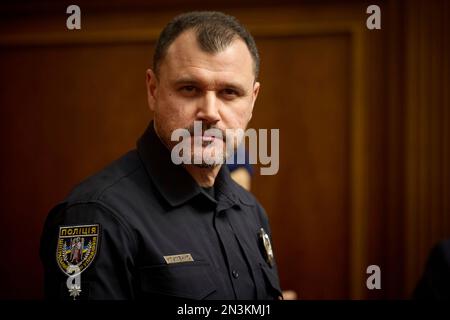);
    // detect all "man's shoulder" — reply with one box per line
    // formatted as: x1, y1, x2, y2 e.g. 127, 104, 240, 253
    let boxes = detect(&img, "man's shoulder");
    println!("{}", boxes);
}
64, 150, 146, 206
41, 151, 145, 250
229, 179, 265, 211
227, 181, 273, 235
